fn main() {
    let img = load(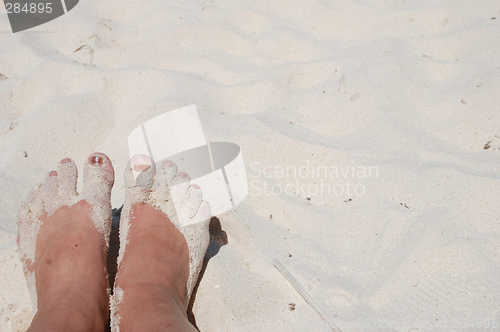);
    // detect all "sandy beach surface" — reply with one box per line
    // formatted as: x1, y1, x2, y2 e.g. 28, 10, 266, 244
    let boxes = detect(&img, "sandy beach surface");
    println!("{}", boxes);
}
1, 0, 500, 331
